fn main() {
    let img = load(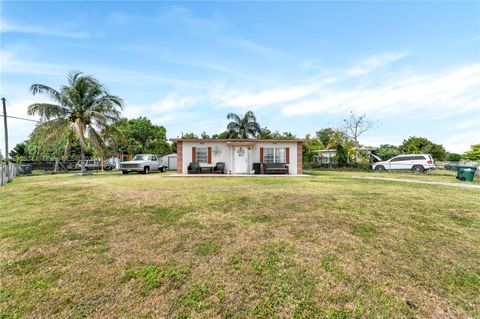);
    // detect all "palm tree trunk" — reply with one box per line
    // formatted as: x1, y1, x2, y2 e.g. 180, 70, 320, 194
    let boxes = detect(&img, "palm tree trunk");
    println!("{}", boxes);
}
80, 147, 87, 175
